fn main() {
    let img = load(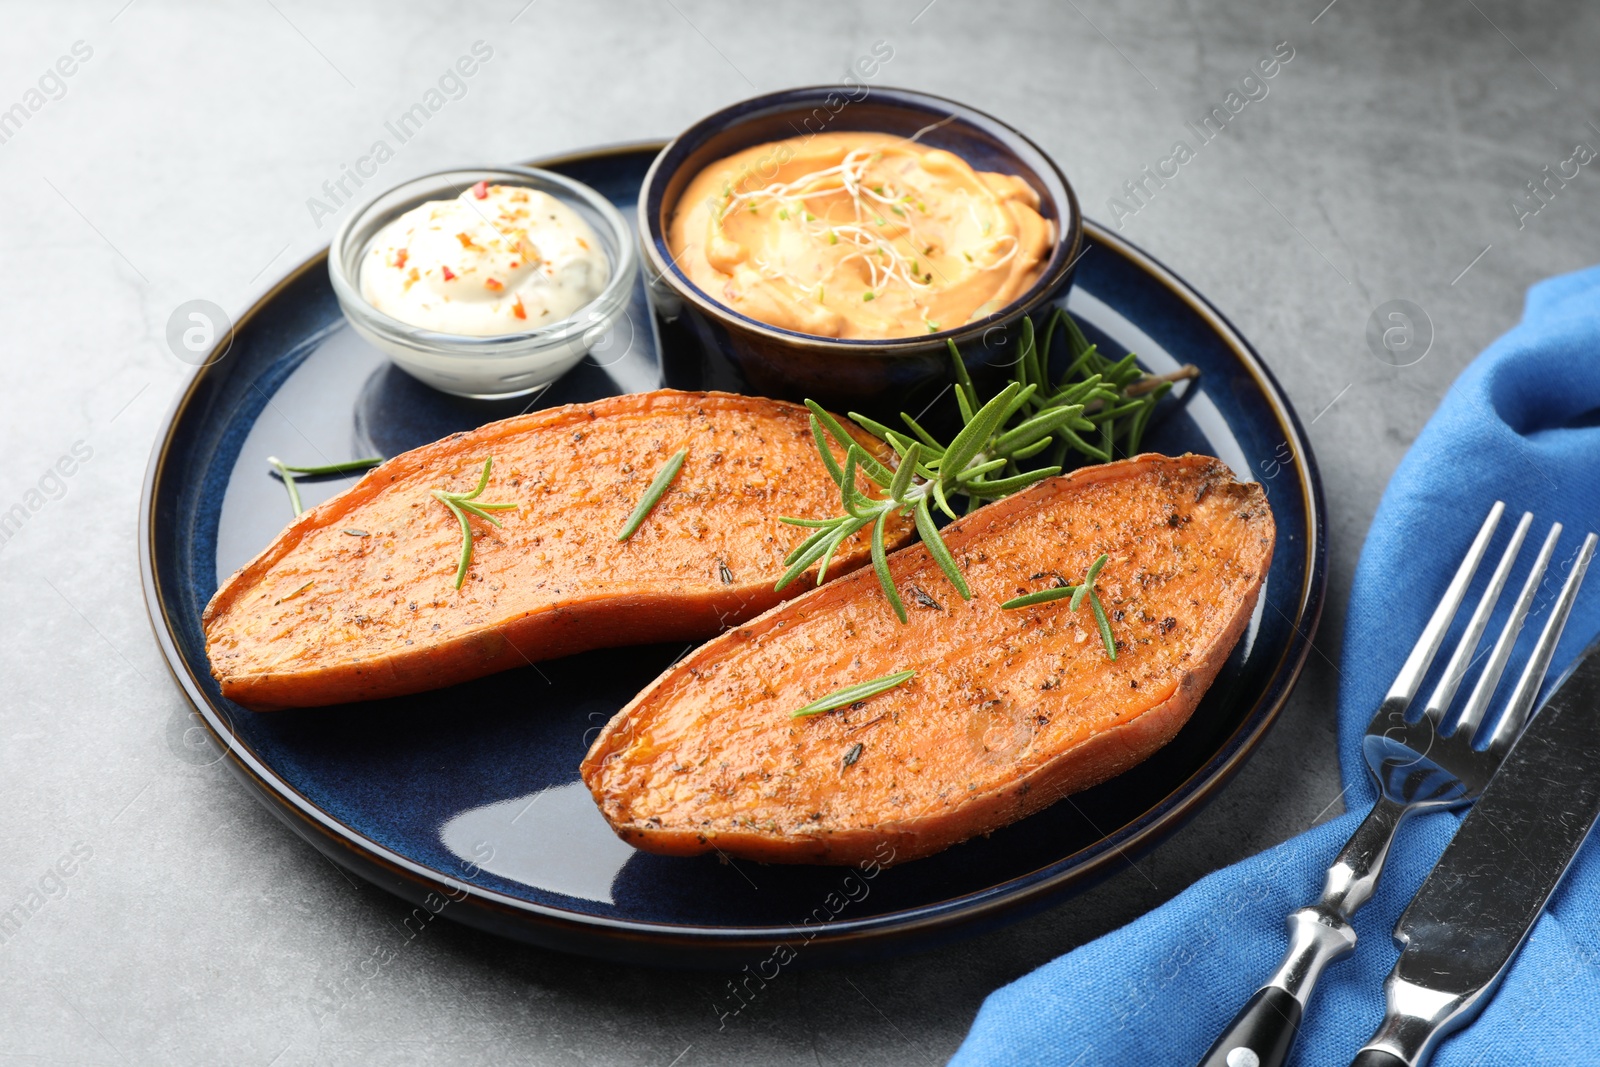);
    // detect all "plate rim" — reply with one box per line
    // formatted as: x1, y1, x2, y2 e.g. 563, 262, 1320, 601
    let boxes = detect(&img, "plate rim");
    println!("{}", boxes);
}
138, 140, 1326, 965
